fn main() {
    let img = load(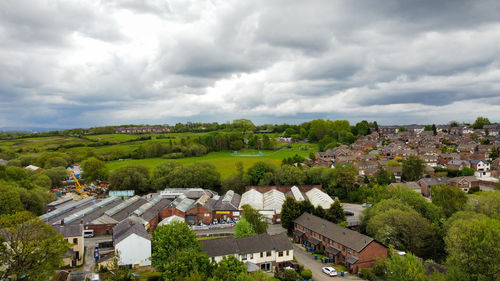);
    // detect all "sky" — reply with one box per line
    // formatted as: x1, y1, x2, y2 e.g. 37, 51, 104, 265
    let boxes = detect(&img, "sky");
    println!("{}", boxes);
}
1, 0, 500, 129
